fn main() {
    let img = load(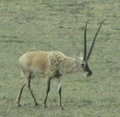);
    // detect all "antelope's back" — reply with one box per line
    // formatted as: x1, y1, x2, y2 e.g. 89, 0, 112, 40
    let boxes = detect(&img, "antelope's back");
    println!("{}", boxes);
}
19, 51, 66, 72
19, 51, 50, 72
